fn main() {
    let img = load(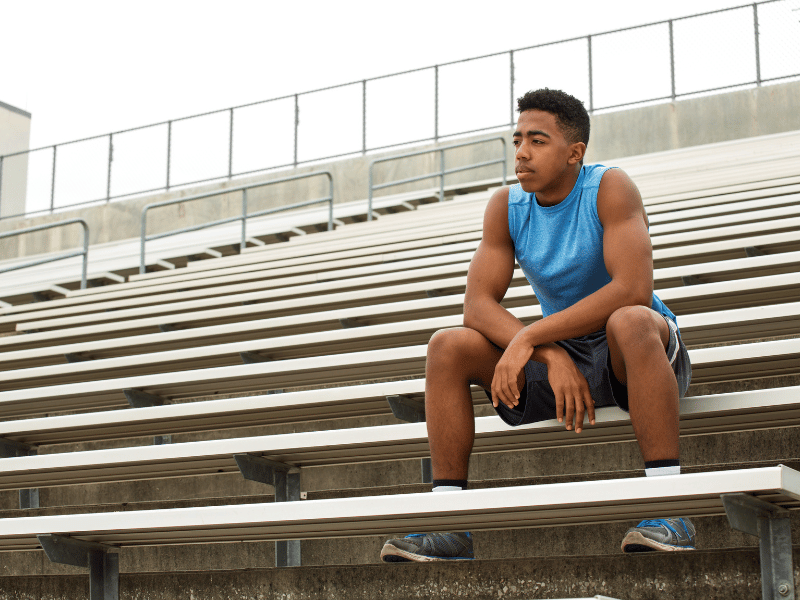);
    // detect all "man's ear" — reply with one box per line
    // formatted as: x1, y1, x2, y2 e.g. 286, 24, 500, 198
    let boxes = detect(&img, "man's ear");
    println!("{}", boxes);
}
567, 142, 586, 165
